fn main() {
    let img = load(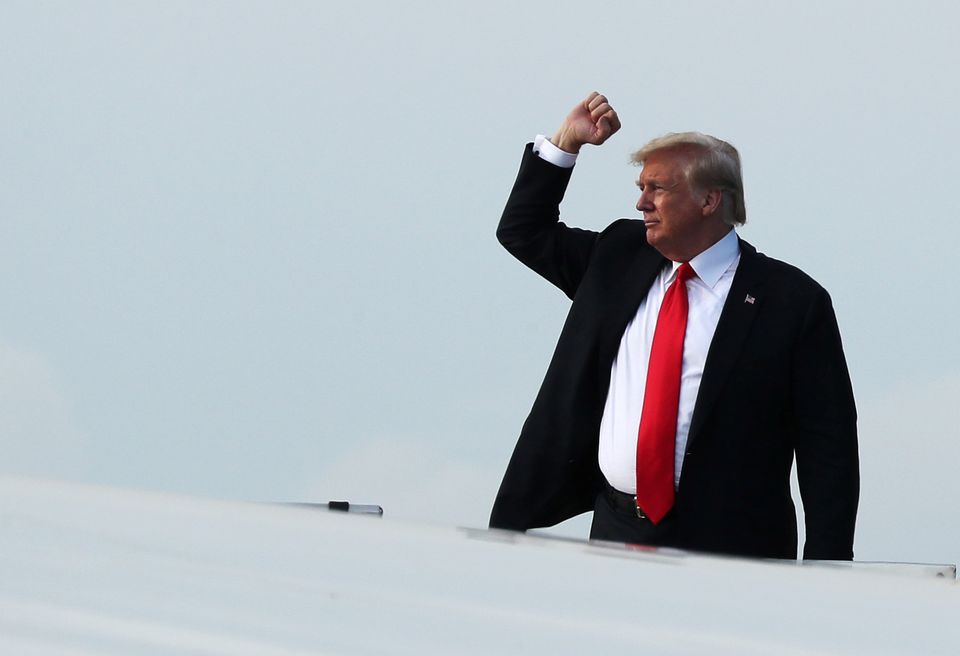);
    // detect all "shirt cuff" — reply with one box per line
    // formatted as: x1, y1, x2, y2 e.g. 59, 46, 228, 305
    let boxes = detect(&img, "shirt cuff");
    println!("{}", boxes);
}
533, 134, 578, 169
